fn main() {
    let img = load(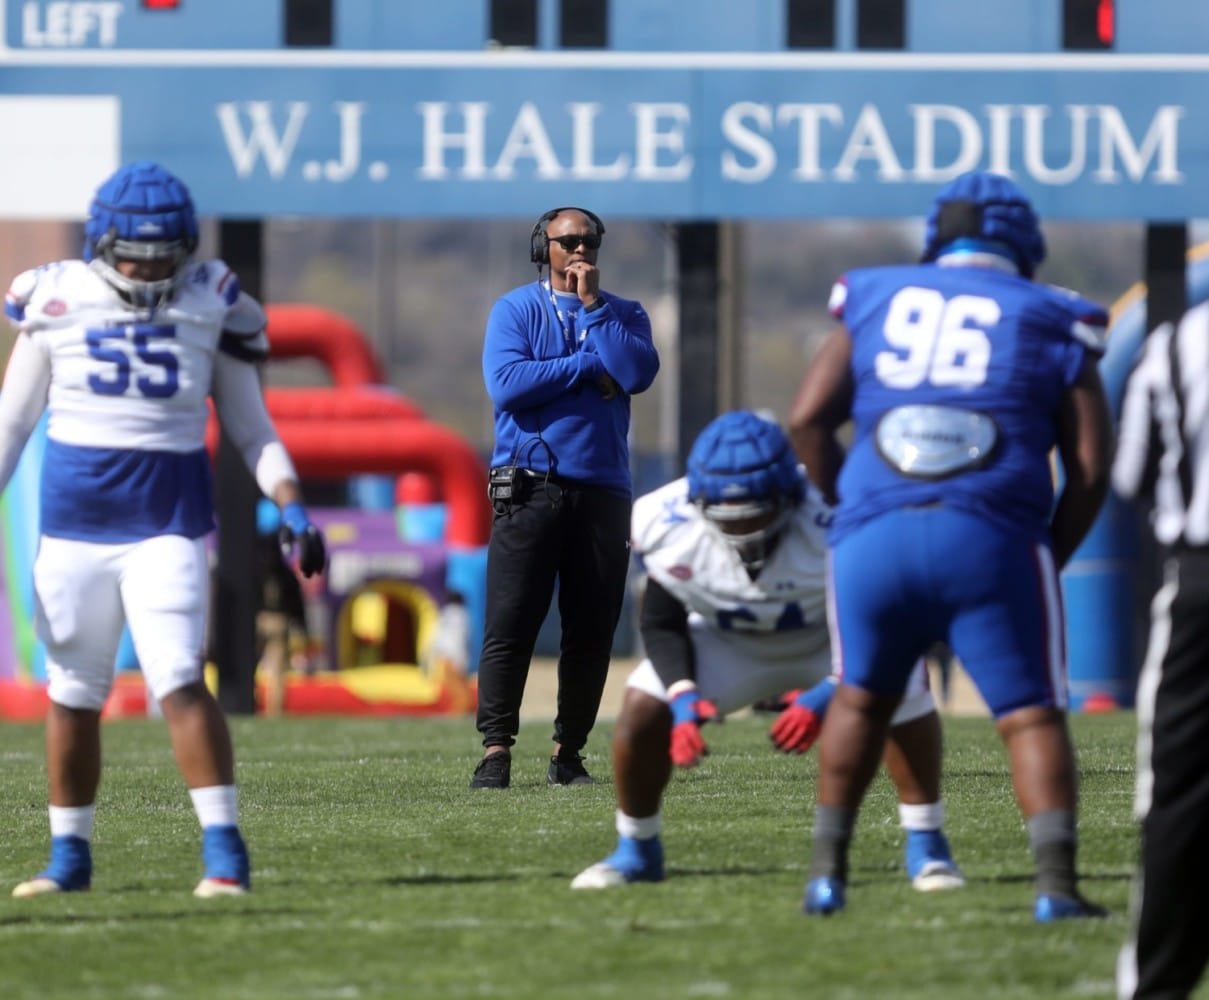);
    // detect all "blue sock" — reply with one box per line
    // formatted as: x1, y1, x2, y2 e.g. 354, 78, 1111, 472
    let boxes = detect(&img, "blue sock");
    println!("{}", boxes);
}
40, 834, 92, 890
200, 825, 250, 887
603, 835, 664, 880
